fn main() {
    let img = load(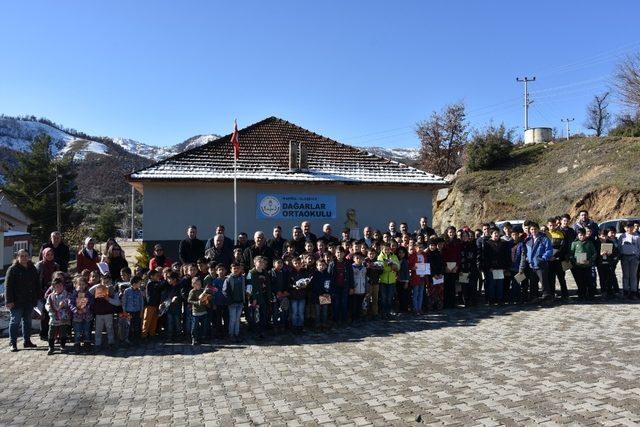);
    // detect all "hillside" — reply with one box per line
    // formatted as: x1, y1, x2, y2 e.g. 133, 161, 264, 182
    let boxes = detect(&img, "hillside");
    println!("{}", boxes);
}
433, 136, 640, 230
0, 116, 418, 209
0, 116, 222, 206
